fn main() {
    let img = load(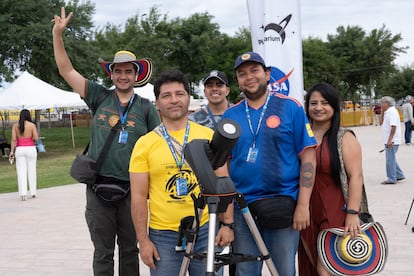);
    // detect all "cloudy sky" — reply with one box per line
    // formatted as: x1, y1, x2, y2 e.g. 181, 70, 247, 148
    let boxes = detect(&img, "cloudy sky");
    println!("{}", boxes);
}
90, 0, 413, 67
